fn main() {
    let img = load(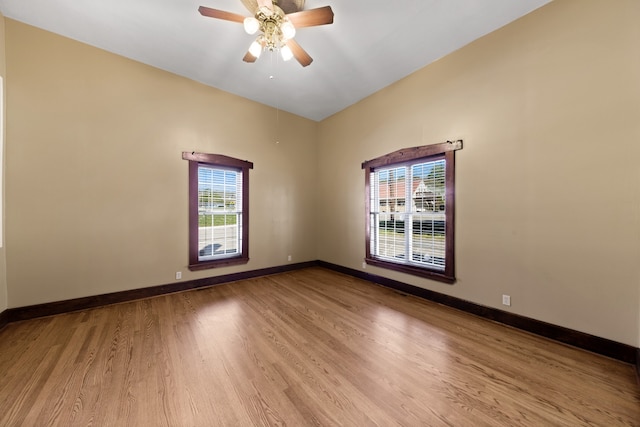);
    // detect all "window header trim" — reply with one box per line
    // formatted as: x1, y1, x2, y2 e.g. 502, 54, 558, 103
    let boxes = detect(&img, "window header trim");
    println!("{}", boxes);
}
362, 140, 462, 171
182, 151, 254, 170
